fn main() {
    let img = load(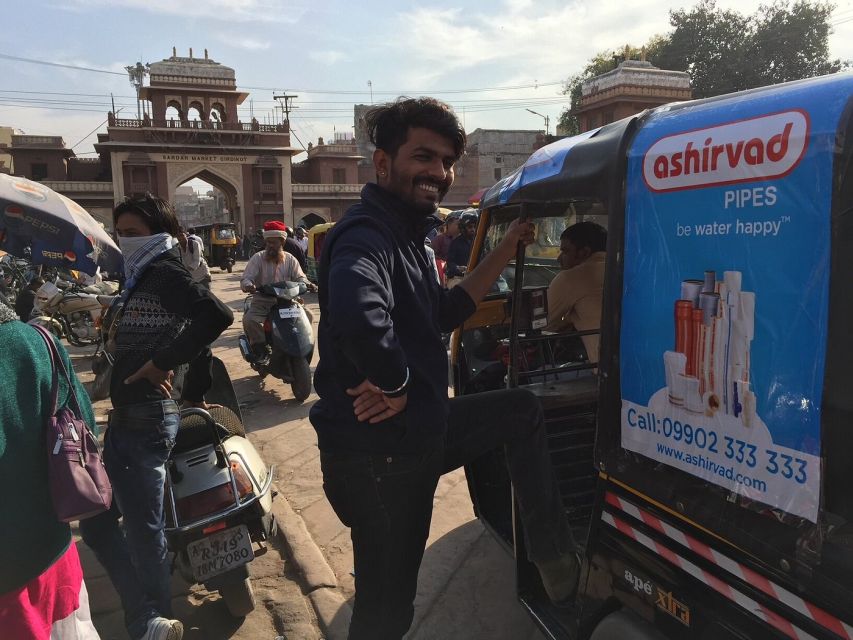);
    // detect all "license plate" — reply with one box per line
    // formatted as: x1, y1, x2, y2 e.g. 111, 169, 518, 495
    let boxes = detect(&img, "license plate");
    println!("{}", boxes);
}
187, 524, 254, 582
278, 307, 300, 318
